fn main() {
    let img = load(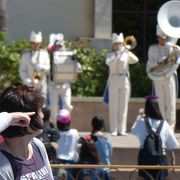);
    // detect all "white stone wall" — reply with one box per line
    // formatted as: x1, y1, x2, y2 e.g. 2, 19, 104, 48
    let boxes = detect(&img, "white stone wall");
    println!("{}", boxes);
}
6, 0, 94, 41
